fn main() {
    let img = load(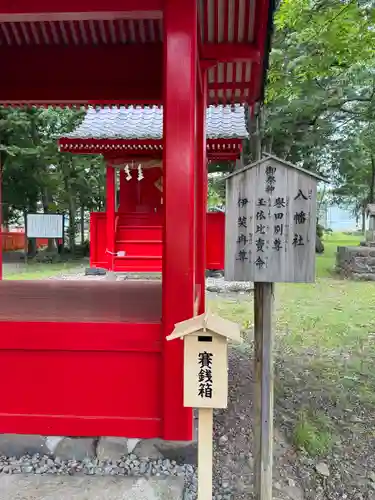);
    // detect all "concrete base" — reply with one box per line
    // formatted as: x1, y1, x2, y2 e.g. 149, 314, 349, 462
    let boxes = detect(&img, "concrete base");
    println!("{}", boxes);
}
0, 474, 184, 500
